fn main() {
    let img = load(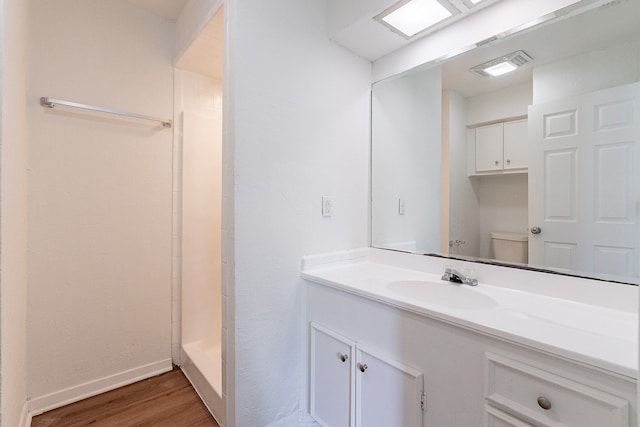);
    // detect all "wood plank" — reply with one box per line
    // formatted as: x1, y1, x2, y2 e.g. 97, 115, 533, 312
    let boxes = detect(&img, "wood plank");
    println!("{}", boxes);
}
32, 368, 219, 427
